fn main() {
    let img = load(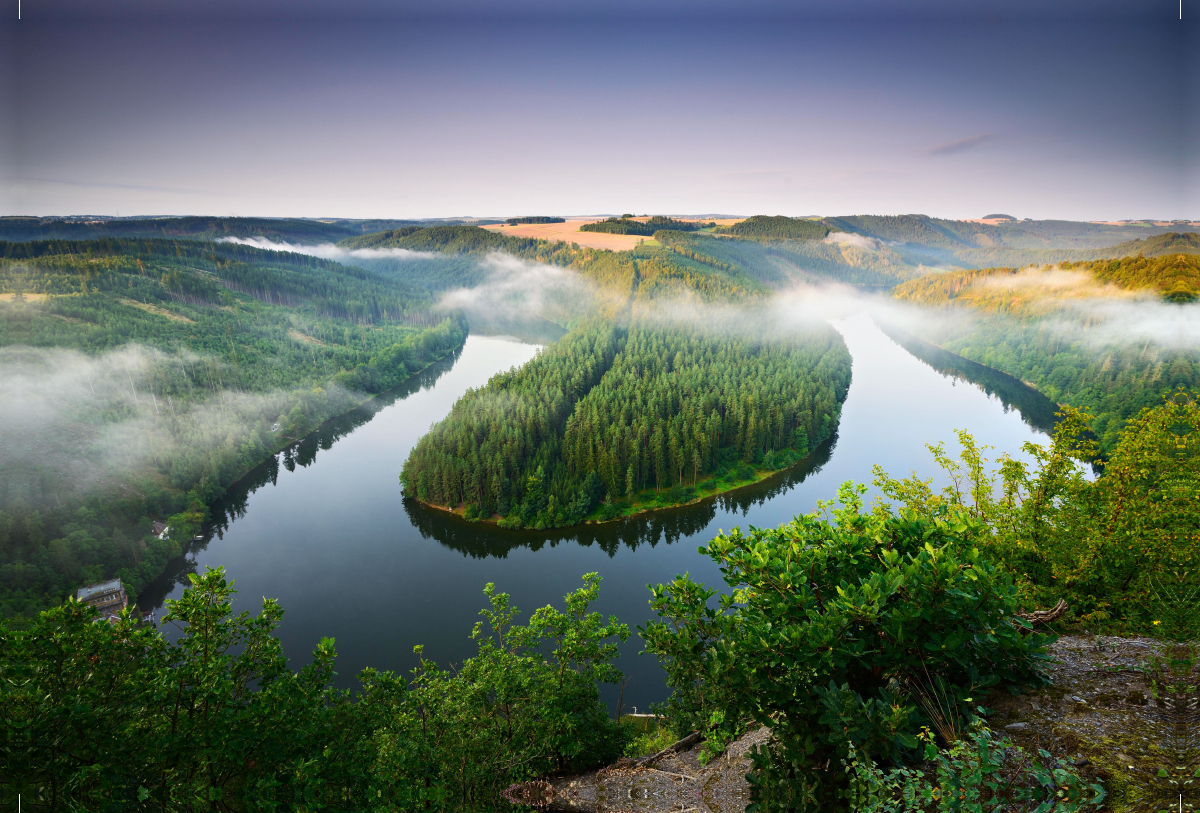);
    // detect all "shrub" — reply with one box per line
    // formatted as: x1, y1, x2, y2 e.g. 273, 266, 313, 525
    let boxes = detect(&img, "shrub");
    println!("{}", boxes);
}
3, 568, 630, 811
847, 721, 1105, 812
641, 483, 1053, 812
373, 574, 630, 803
872, 395, 1200, 634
